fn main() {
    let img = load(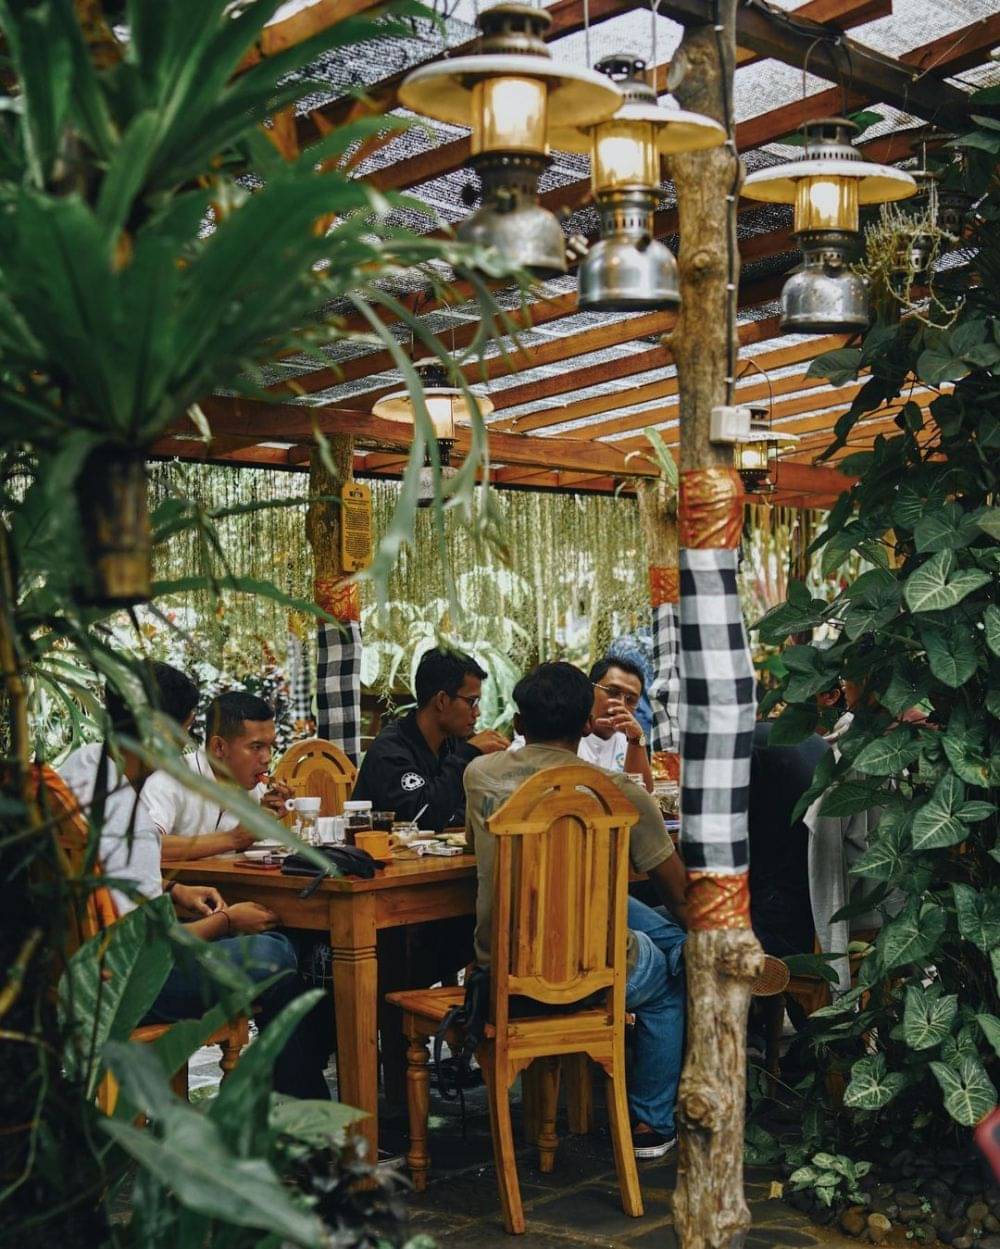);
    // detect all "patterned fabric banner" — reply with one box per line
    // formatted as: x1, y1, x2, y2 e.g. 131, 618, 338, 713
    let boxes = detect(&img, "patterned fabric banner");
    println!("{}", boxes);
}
316, 621, 362, 763
650, 601, 680, 753
678, 547, 755, 874
286, 631, 313, 729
